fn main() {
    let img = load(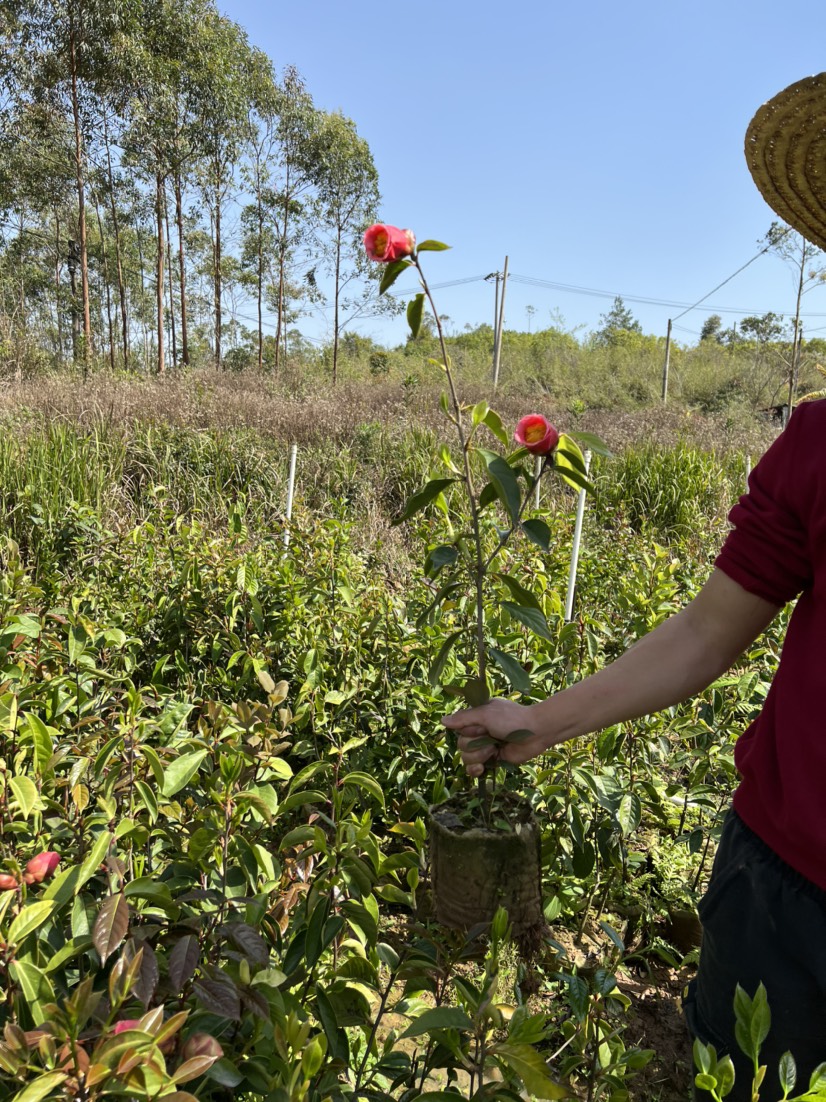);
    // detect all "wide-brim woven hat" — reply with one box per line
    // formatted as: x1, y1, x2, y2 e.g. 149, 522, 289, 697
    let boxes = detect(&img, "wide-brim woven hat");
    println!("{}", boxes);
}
746, 73, 826, 251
